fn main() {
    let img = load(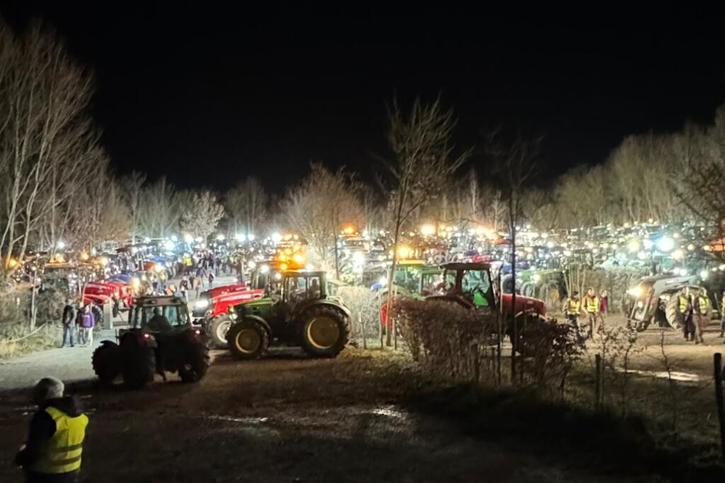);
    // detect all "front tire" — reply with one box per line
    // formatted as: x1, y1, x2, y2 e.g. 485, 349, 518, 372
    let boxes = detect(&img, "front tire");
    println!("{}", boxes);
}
179, 341, 210, 382
208, 316, 232, 348
92, 342, 121, 384
300, 305, 350, 358
227, 319, 269, 360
